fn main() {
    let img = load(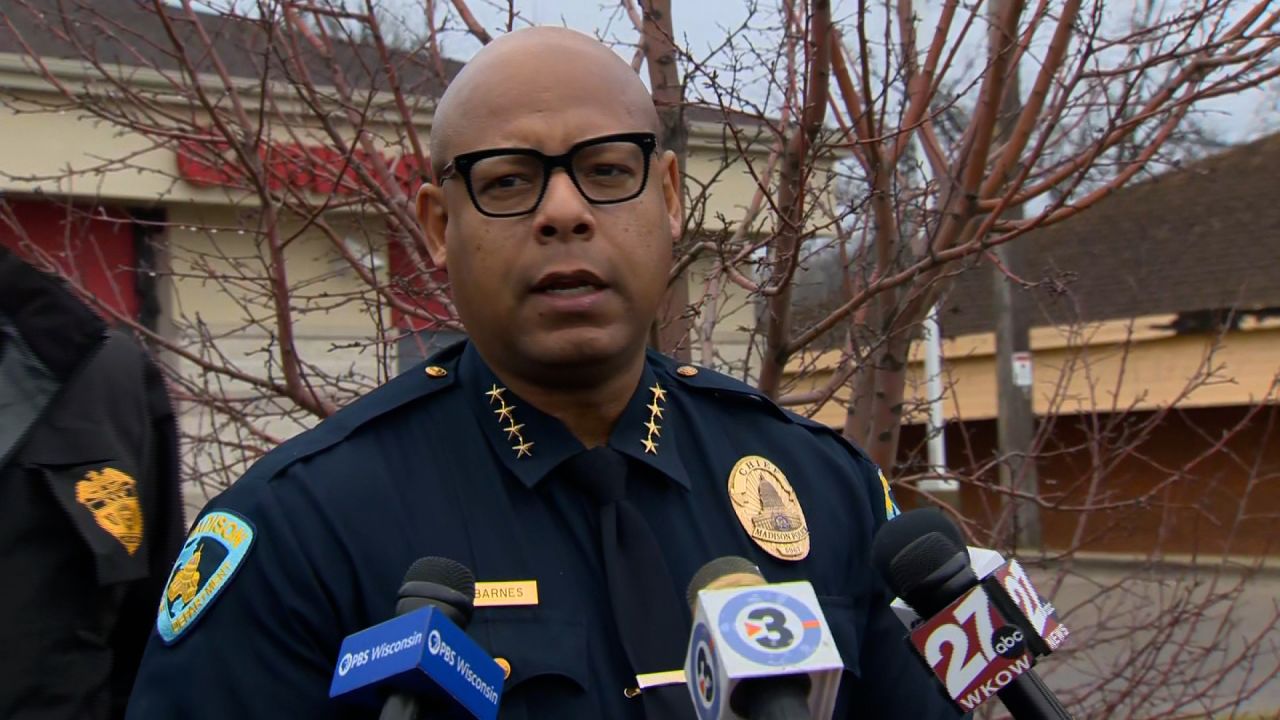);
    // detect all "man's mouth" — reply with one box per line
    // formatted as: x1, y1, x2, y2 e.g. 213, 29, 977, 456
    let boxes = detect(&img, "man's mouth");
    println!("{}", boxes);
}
543, 285, 597, 296
531, 270, 608, 296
